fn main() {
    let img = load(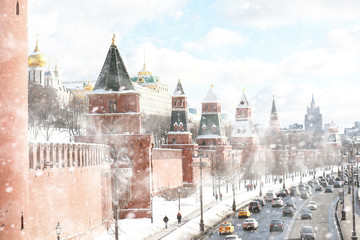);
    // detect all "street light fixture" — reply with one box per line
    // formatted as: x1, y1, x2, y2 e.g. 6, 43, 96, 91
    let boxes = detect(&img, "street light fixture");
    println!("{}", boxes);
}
192, 149, 212, 232
55, 222, 61, 240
